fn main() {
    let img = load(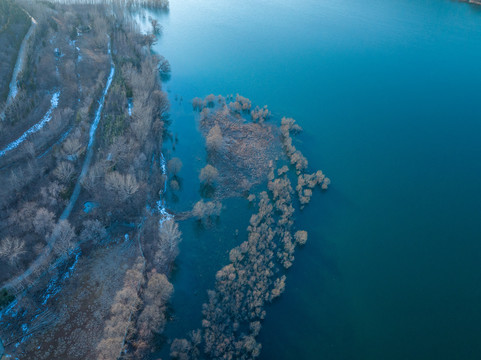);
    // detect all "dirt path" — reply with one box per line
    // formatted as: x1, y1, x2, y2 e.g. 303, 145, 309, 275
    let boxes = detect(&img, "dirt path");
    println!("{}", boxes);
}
0, 12, 36, 120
